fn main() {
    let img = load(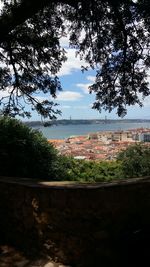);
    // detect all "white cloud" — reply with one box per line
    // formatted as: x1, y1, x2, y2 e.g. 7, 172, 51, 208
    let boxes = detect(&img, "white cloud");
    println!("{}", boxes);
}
0, 90, 9, 98
142, 96, 150, 107
0, 2, 4, 14
76, 83, 91, 94
87, 76, 95, 82
0, 86, 19, 99
73, 105, 88, 110
56, 91, 83, 101
58, 48, 87, 76
76, 75, 95, 94
61, 105, 71, 109
60, 36, 69, 48
34, 96, 47, 102
60, 29, 86, 49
